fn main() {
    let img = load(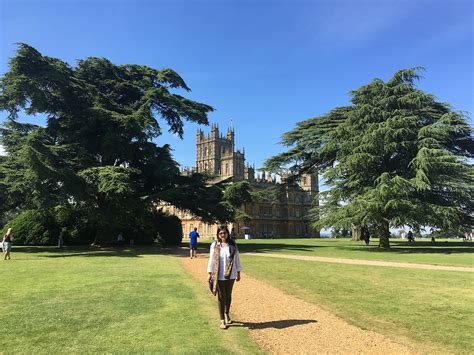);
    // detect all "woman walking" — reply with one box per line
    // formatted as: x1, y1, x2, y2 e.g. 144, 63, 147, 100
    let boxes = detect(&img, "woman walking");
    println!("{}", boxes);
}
2, 228, 13, 260
207, 225, 242, 329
